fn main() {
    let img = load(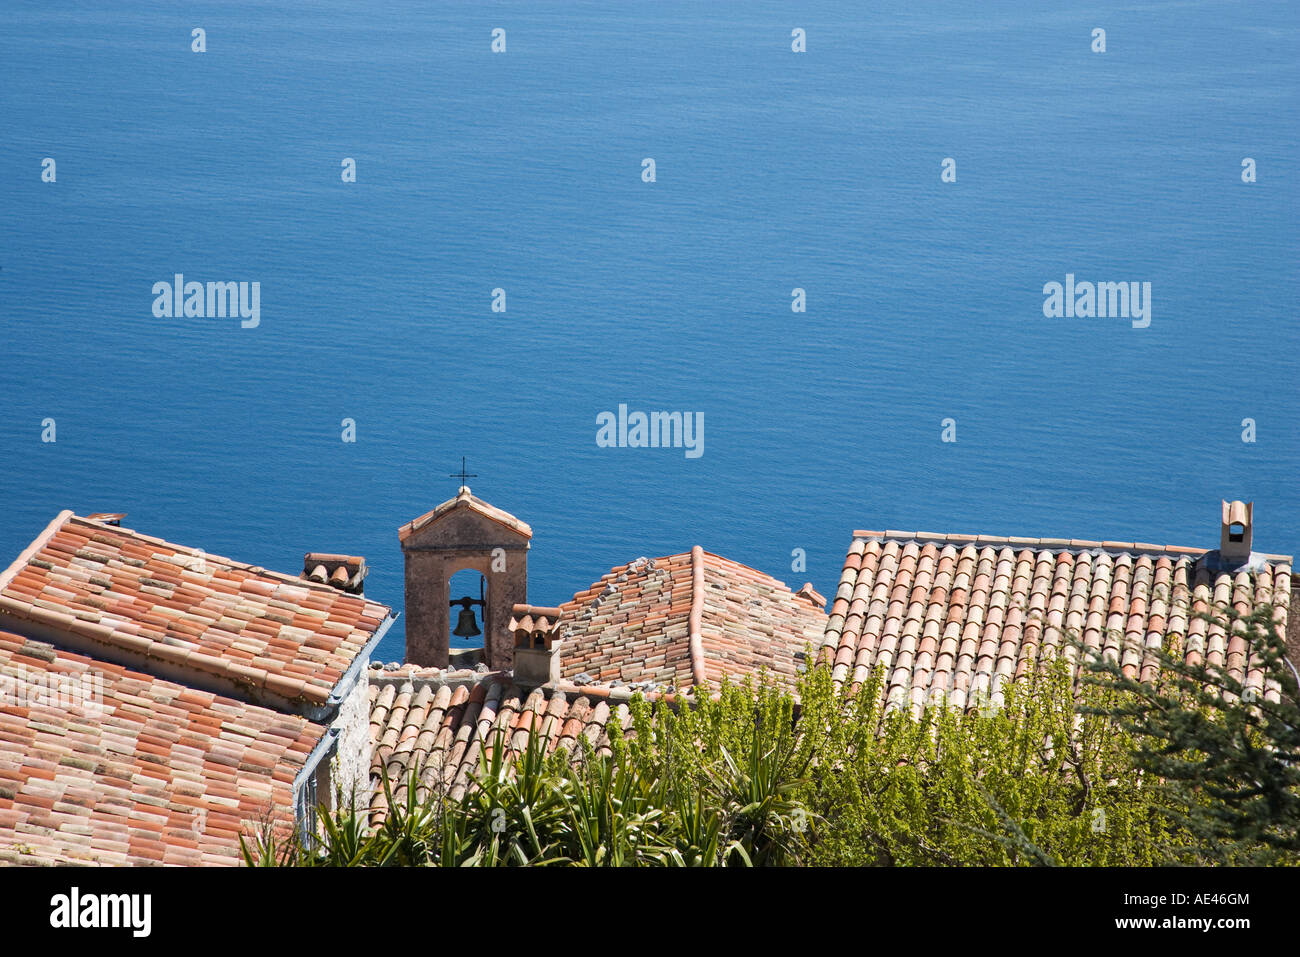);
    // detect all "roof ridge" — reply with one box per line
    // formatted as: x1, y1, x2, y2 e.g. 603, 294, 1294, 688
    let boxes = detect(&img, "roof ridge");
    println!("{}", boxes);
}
398, 487, 533, 542
851, 529, 1293, 564
0, 513, 395, 718
687, 545, 707, 688
70, 514, 383, 607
